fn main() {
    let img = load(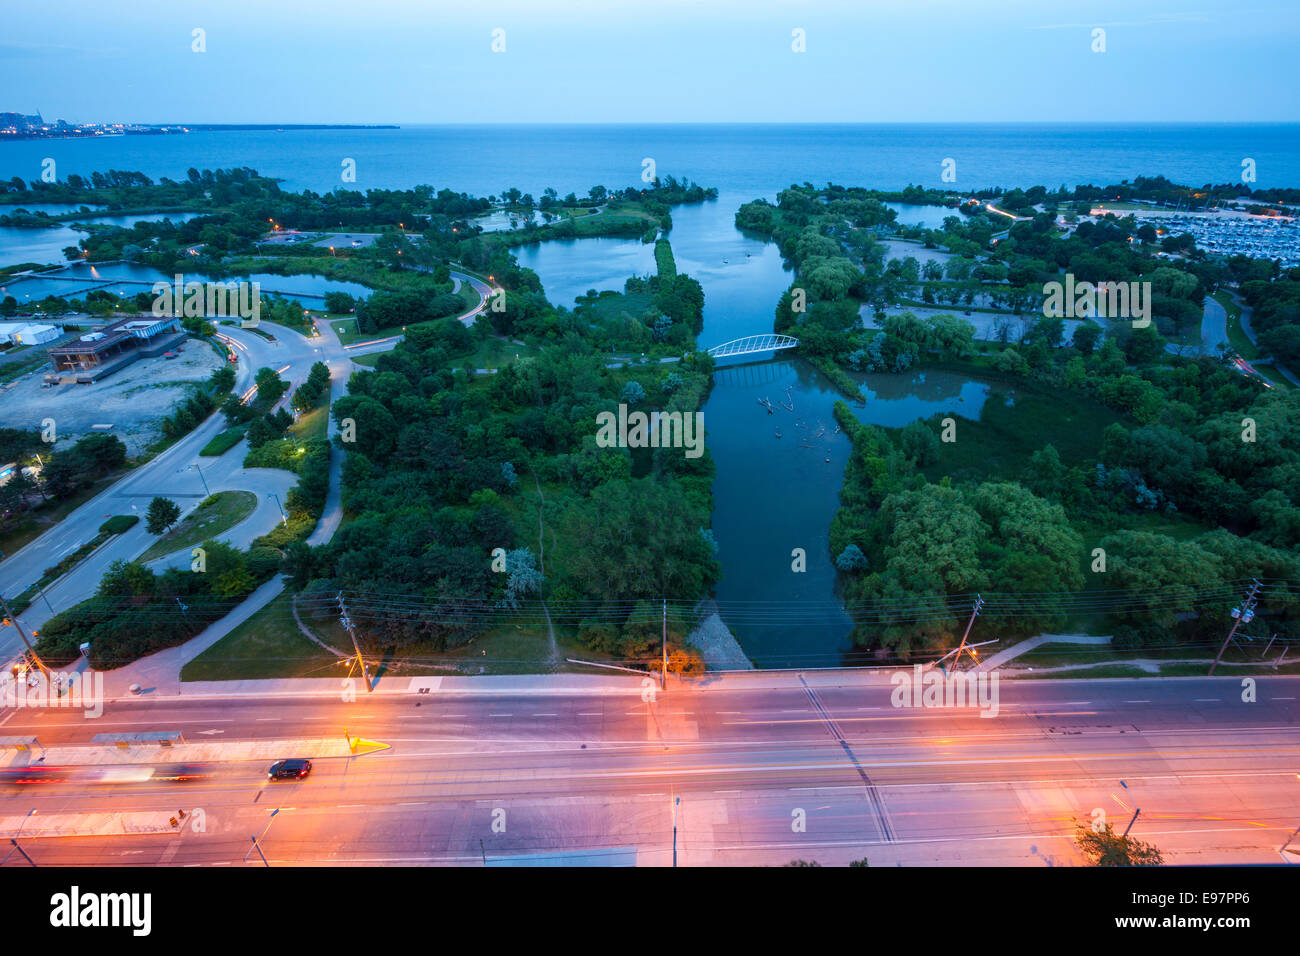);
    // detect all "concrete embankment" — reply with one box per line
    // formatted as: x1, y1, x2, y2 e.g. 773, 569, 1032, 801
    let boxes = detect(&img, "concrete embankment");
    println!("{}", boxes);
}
687, 600, 754, 670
